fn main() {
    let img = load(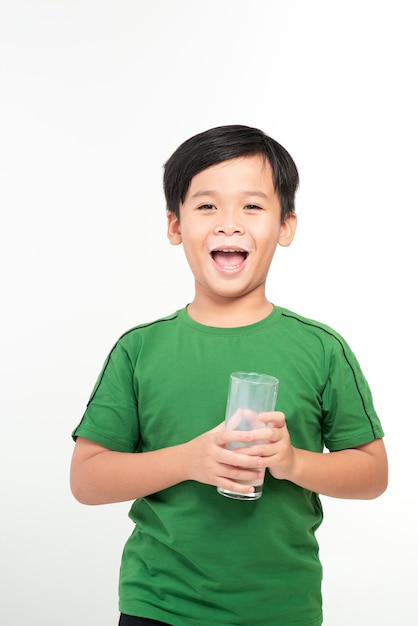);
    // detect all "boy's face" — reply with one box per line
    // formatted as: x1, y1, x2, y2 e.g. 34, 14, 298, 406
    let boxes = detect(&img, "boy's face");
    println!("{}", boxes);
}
167, 155, 296, 305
